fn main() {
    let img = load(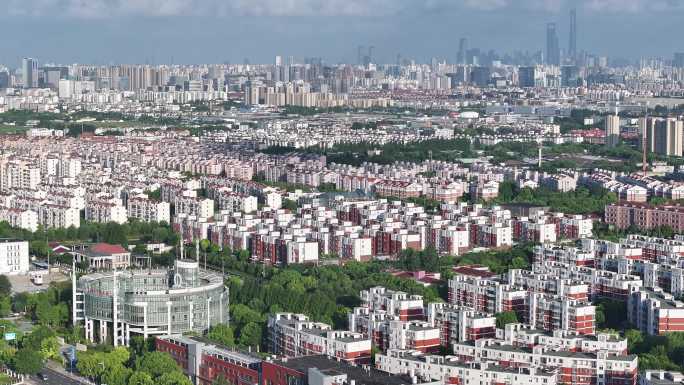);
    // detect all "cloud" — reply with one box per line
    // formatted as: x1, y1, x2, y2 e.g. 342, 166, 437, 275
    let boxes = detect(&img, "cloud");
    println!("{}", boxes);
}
5, 0, 684, 18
